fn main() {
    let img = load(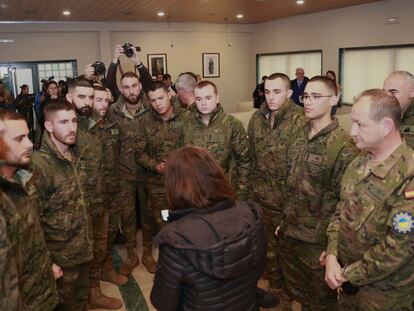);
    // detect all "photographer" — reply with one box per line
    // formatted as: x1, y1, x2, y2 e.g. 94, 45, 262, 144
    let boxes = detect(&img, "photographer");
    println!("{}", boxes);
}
34, 80, 60, 147
34, 77, 57, 124
84, 44, 152, 102
14, 84, 35, 141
